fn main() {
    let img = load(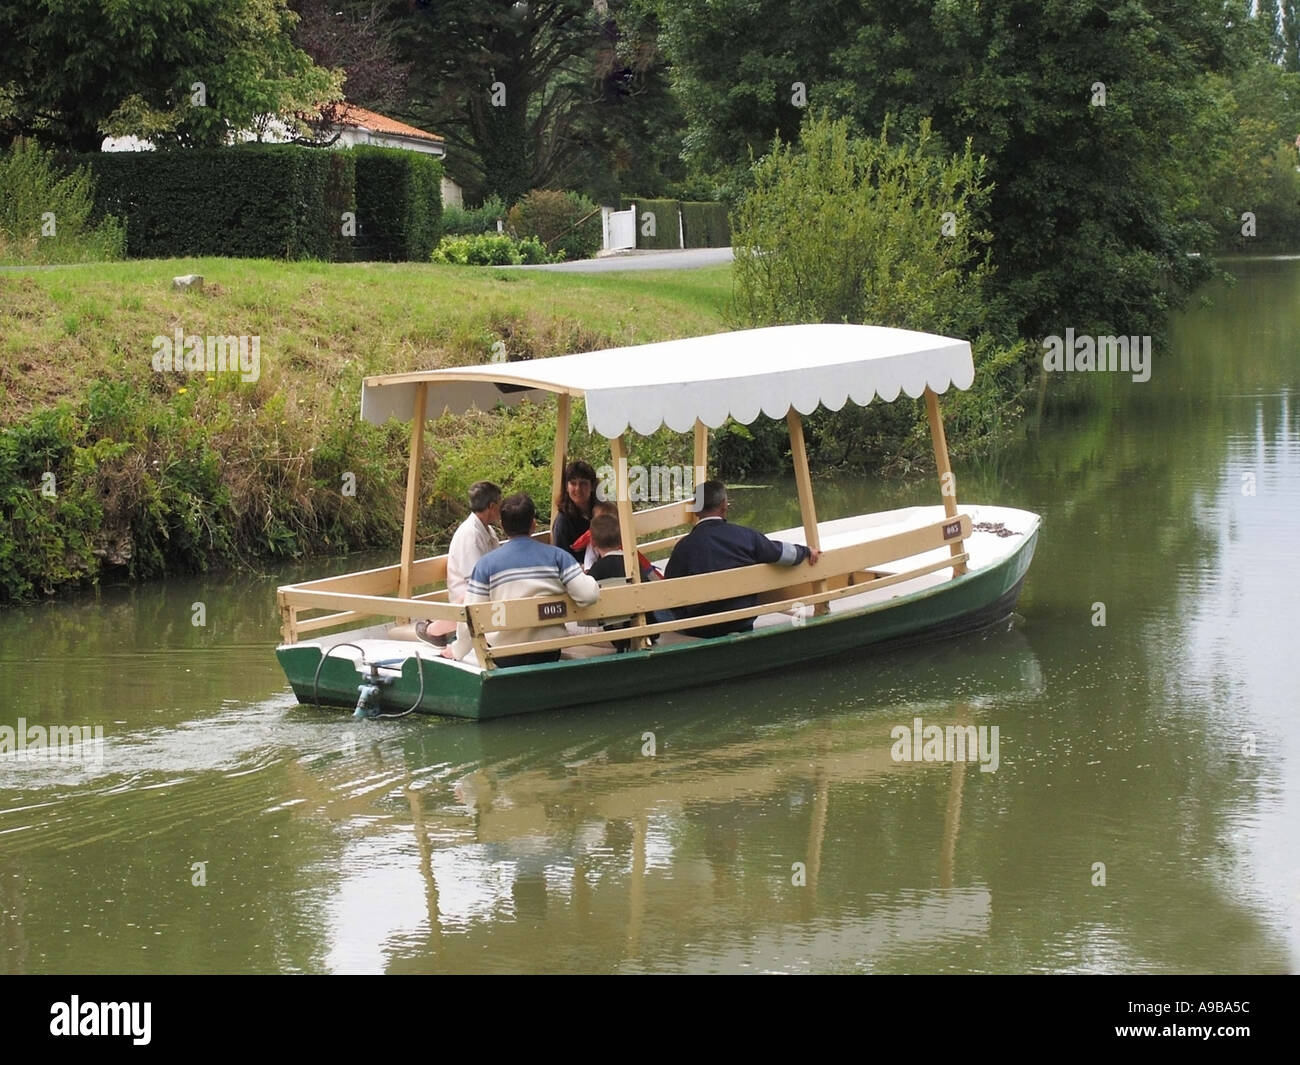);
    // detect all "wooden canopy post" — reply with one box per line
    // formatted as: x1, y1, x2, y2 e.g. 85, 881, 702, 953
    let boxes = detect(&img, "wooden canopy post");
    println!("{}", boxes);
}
691, 419, 708, 522
610, 433, 648, 649
924, 387, 968, 576
397, 382, 428, 618
787, 408, 828, 614
550, 393, 571, 543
